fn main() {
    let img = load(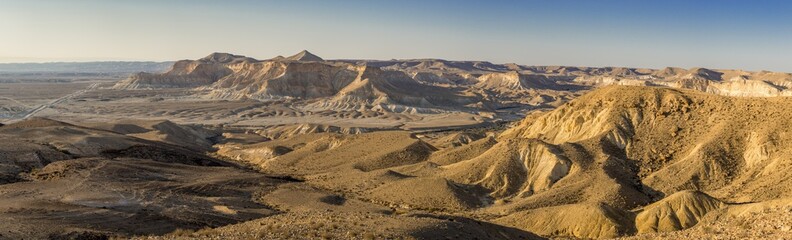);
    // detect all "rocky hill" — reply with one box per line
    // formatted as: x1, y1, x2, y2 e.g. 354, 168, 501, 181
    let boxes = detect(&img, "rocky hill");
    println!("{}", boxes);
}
213, 85, 792, 239
285, 50, 324, 62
